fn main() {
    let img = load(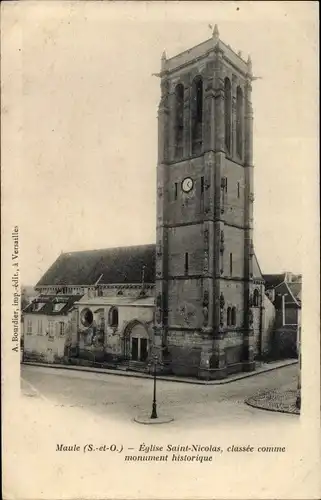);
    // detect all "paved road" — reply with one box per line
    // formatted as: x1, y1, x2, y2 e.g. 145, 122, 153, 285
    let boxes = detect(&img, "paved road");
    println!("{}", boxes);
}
12, 364, 309, 500
21, 363, 298, 427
